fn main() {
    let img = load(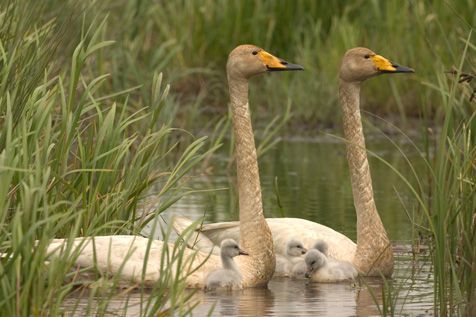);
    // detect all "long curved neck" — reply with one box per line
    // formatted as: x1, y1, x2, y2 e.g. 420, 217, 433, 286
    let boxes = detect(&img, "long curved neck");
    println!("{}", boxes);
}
227, 74, 275, 284
339, 80, 393, 276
